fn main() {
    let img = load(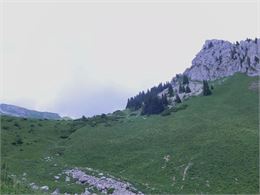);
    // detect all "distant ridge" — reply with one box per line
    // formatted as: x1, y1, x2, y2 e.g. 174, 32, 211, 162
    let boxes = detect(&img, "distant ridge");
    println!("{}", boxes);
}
0, 103, 61, 120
